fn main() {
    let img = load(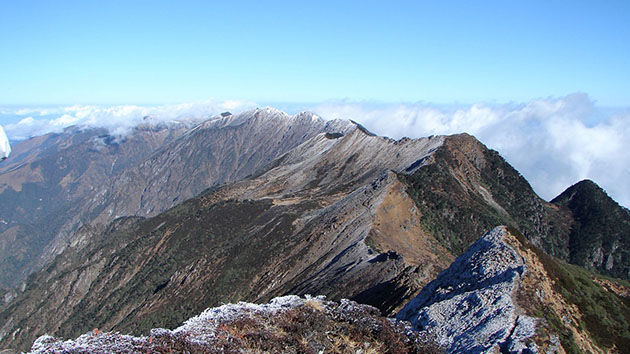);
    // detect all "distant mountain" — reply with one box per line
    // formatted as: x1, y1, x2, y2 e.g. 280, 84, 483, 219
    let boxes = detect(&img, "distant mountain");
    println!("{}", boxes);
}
0, 108, 628, 353
0, 108, 352, 288
551, 179, 630, 279
0, 123, 191, 288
